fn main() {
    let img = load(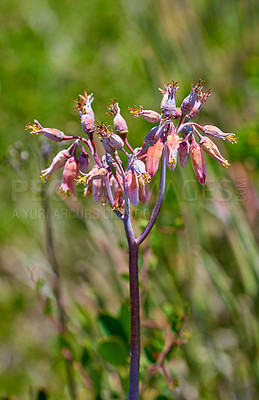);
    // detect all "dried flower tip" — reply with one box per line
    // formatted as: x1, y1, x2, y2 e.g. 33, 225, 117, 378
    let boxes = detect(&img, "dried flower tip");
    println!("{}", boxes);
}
202, 125, 237, 144
199, 136, 230, 168
107, 98, 118, 116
